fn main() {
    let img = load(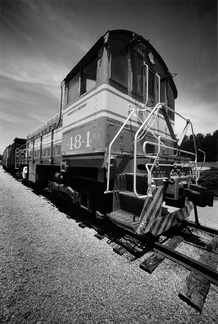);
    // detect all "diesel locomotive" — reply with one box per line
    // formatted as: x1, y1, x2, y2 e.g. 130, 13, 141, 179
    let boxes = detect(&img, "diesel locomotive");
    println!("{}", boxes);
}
3, 30, 213, 237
